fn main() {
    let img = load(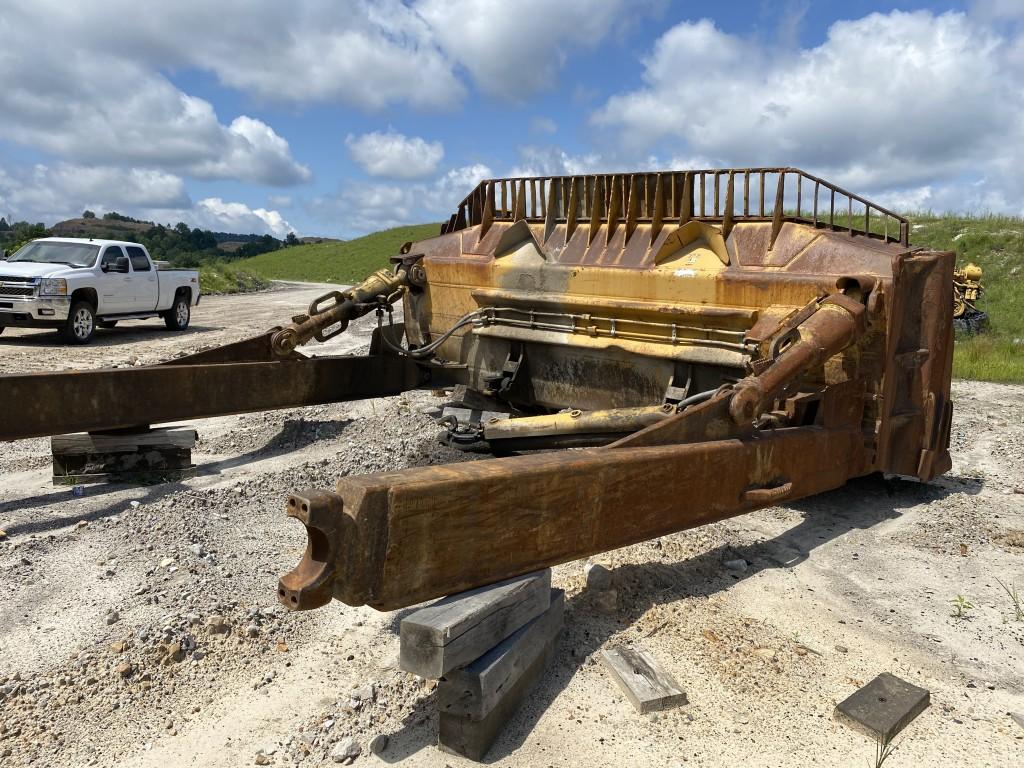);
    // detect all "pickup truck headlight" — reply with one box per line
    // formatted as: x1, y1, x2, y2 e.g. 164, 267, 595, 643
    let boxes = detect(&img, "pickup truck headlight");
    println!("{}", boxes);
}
39, 278, 67, 296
